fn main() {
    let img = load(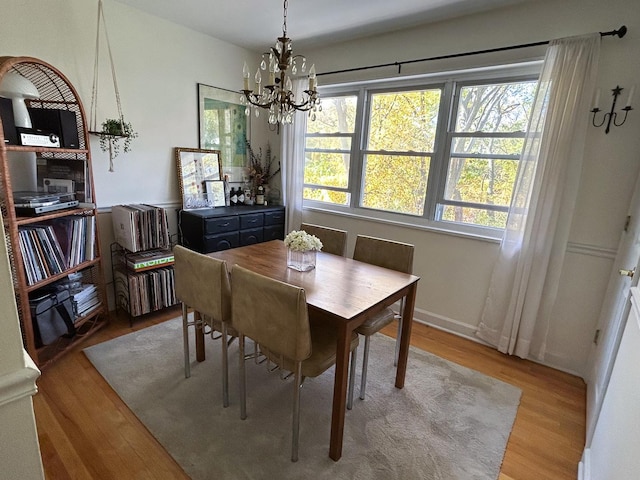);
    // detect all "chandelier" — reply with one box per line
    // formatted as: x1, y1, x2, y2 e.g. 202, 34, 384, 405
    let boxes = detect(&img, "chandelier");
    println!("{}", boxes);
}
240, 0, 320, 125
